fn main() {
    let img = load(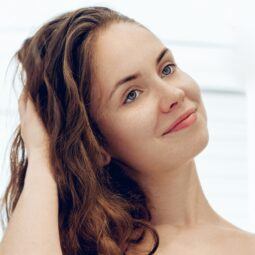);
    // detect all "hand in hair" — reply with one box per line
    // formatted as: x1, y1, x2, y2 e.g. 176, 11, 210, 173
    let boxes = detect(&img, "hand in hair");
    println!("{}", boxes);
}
18, 89, 50, 160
